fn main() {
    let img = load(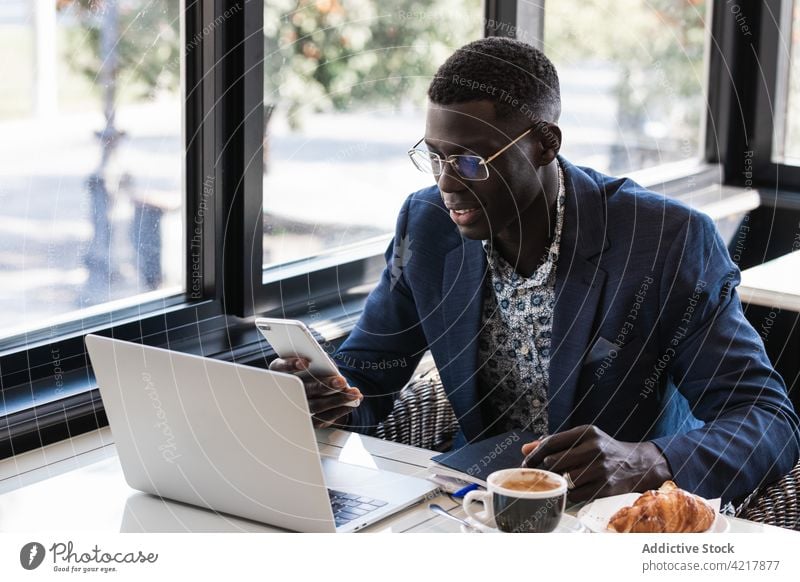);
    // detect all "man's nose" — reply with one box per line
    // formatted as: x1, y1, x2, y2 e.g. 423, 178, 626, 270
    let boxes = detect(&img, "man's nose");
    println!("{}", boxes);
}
437, 160, 466, 193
